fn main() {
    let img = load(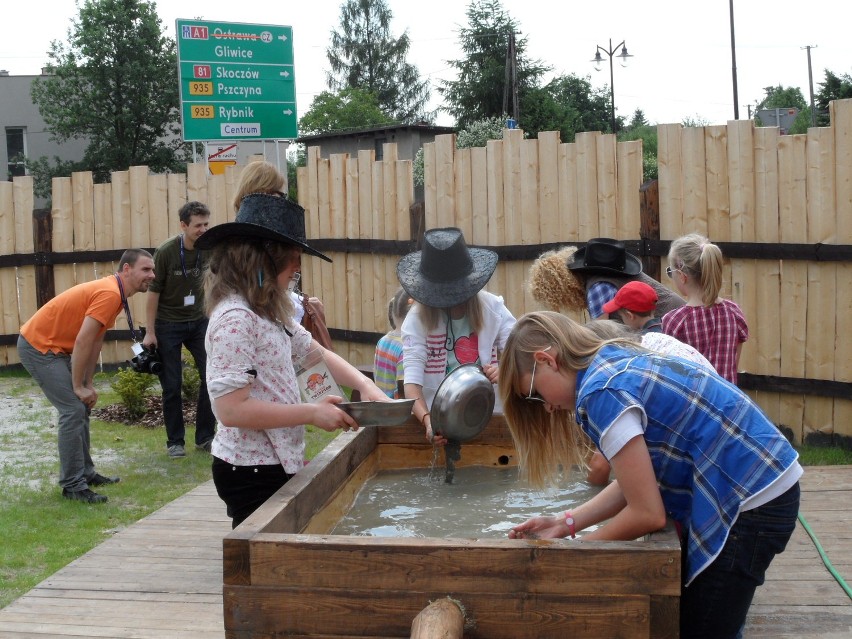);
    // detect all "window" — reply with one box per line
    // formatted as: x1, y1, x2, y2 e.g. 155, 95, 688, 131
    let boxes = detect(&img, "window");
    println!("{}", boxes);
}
374, 136, 386, 161
6, 127, 26, 178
